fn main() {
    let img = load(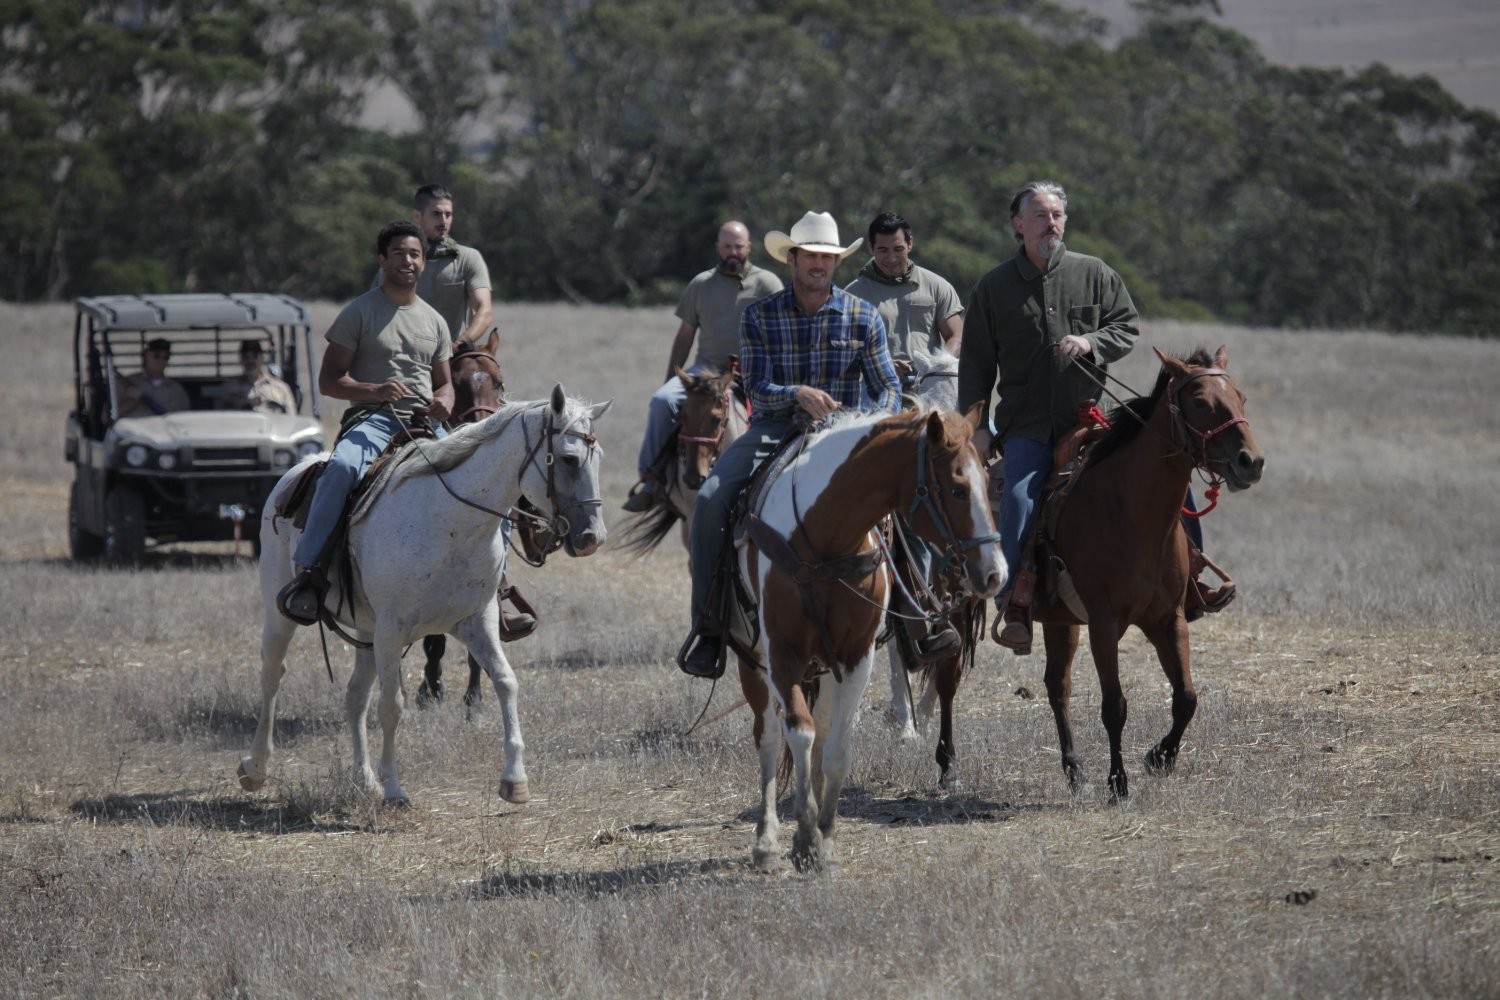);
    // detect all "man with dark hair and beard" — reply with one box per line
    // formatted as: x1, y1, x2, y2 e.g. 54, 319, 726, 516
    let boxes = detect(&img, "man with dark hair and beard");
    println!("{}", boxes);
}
622, 220, 784, 513
958, 181, 1142, 652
